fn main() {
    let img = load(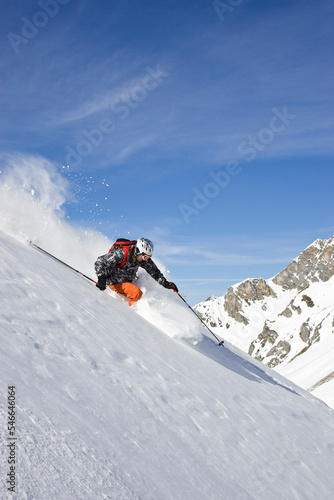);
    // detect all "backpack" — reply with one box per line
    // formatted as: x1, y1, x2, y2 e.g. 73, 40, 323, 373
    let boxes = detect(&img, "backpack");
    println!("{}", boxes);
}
108, 238, 137, 268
